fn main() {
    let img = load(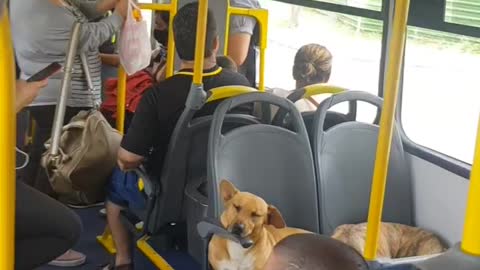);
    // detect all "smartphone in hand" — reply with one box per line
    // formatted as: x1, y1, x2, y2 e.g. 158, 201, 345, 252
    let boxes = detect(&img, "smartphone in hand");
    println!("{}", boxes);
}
26, 62, 62, 82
